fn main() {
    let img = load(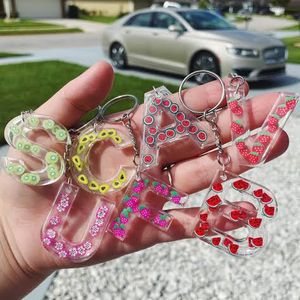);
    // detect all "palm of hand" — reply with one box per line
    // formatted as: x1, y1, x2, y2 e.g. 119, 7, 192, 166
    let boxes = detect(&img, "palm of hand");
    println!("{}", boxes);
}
0, 62, 289, 278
